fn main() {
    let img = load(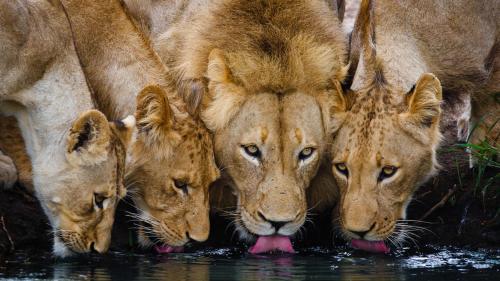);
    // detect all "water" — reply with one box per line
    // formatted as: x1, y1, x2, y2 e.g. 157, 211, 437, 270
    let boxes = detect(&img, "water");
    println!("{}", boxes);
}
0, 245, 499, 280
